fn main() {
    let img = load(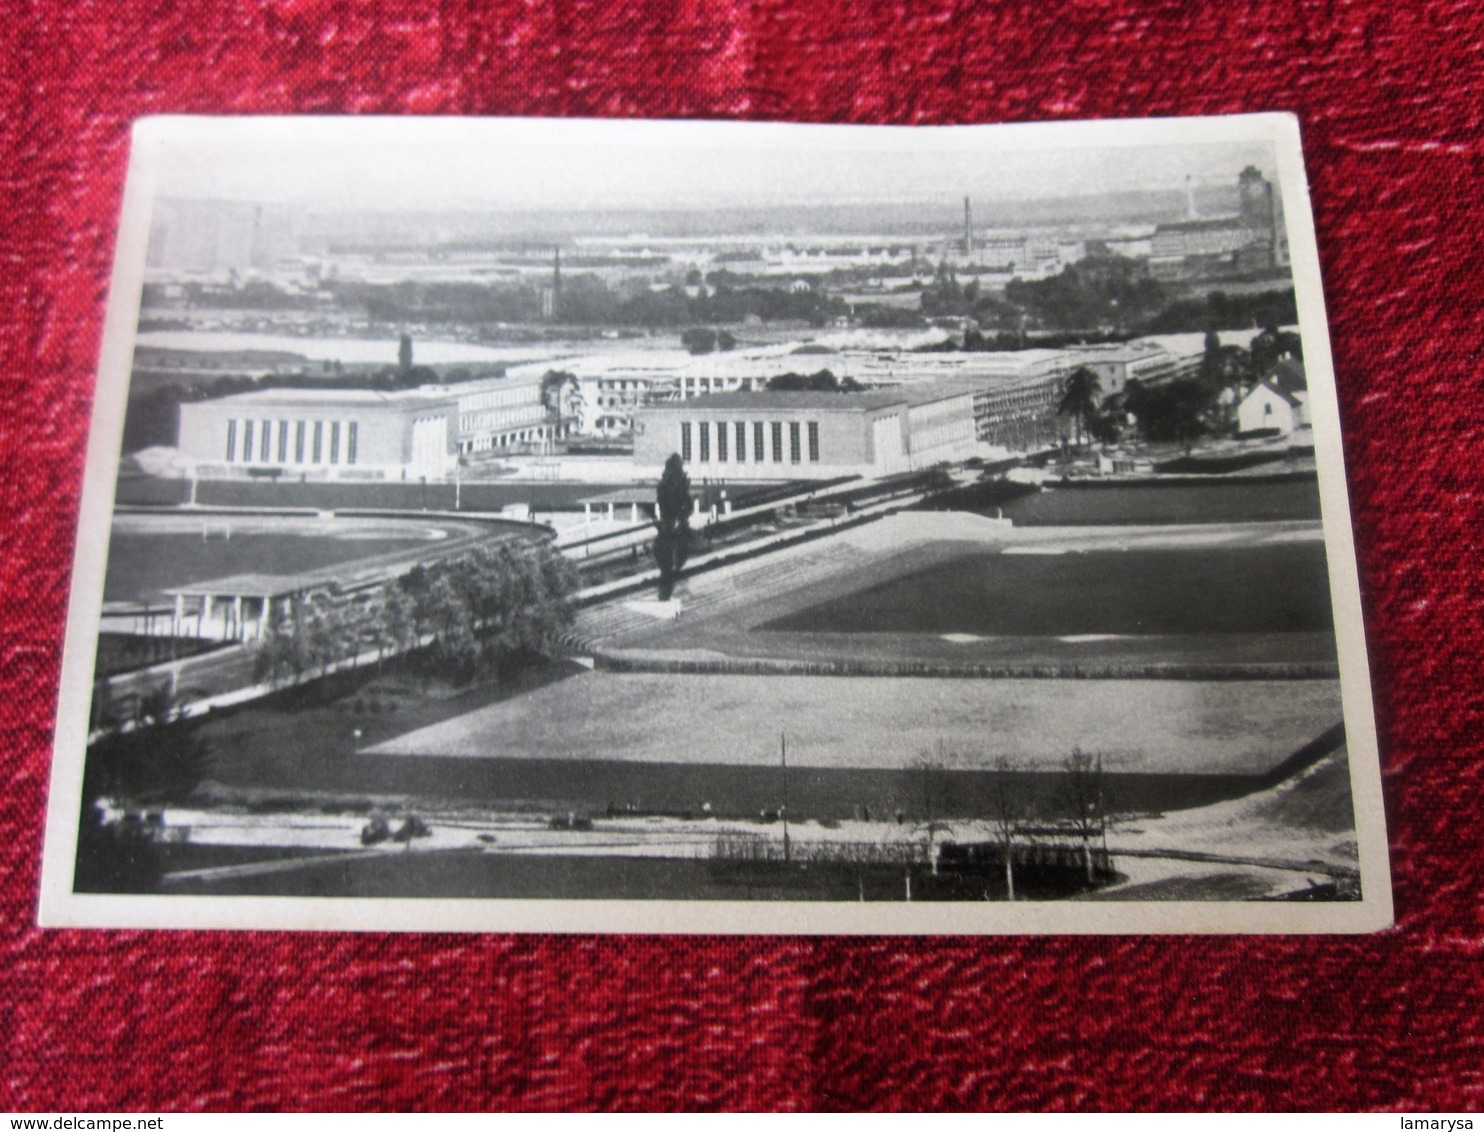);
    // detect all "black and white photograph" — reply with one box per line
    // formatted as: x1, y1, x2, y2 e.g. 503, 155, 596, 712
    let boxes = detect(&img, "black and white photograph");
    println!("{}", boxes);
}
40, 114, 1390, 932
